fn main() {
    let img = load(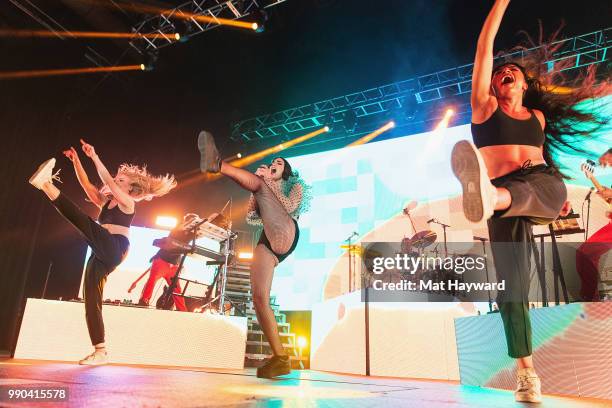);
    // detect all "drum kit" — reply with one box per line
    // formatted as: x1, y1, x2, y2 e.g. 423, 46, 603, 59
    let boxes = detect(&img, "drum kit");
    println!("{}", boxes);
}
398, 201, 466, 296
340, 200, 478, 297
